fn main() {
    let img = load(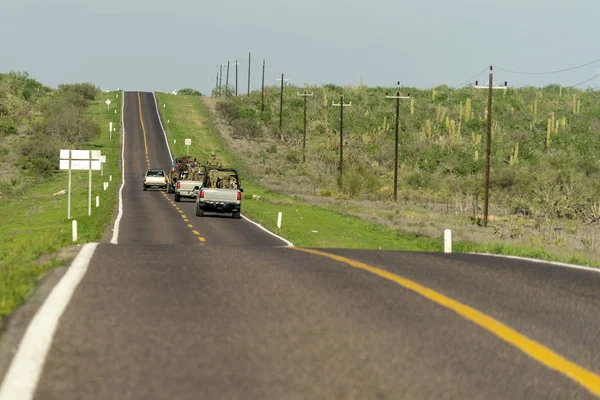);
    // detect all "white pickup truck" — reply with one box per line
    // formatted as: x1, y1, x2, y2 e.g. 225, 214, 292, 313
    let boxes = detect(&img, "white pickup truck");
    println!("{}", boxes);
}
143, 169, 167, 191
174, 166, 206, 202
195, 168, 243, 219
